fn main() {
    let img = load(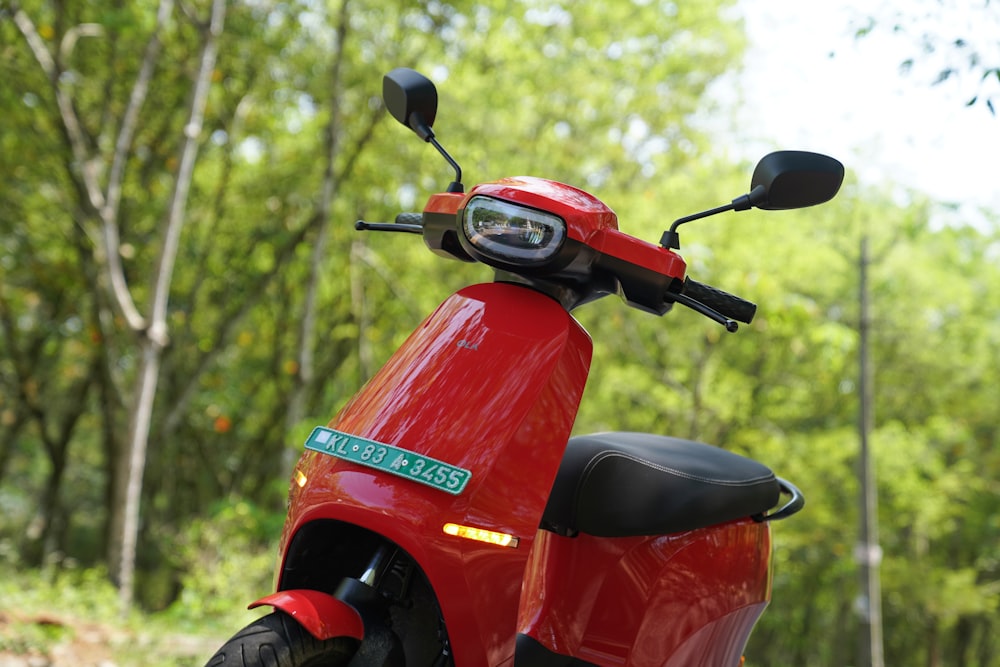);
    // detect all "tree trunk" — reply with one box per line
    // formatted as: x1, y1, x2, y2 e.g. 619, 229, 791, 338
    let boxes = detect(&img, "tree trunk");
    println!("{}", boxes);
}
926, 619, 939, 667
0, 409, 28, 488
114, 0, 227, 615
115, 337, 163, 611
830, 594, 852, 667
283, 0, 352, 477
22, 445, 68, 566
